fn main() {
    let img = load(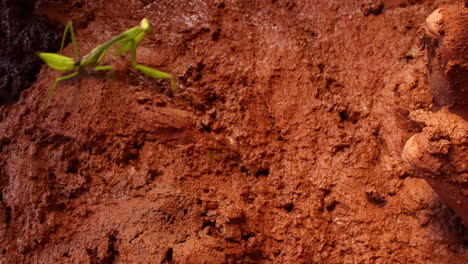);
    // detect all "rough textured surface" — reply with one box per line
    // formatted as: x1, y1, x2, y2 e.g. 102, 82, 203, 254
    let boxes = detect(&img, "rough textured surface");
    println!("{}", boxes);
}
423, 2, 468, 118
0, 0, 467, 263
402, 3, 467, 227
403, 108, 468, 224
